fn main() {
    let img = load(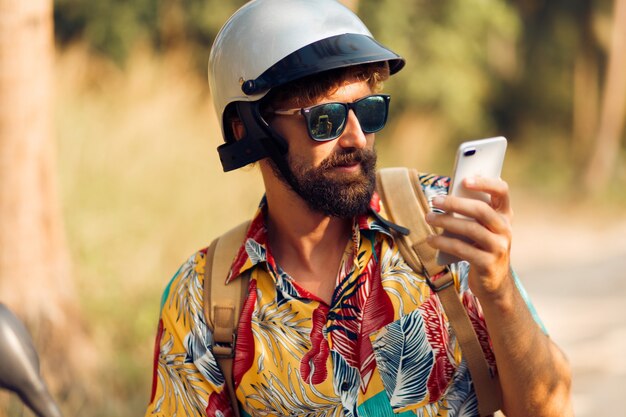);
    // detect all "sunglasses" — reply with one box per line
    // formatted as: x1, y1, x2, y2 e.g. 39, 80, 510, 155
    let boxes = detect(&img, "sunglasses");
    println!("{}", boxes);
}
273, 94, 391, 141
